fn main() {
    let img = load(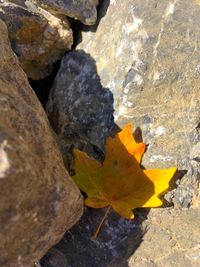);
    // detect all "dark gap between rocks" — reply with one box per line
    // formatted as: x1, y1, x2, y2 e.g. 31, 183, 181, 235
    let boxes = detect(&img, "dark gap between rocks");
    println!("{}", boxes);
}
29, 61, 61, 109
71, 0, 111, 48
